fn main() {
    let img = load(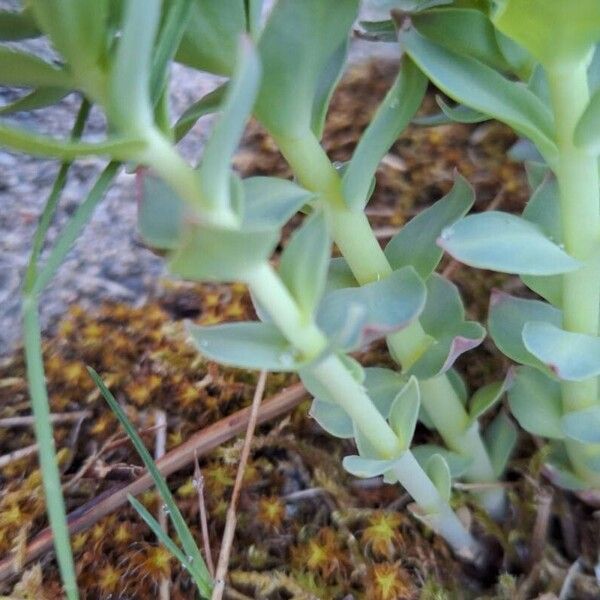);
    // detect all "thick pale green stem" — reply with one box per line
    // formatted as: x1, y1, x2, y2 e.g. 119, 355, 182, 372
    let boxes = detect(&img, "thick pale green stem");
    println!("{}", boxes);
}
246, 262, 479, 555
275, 132, 502, 515
548, 62, 600, 485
